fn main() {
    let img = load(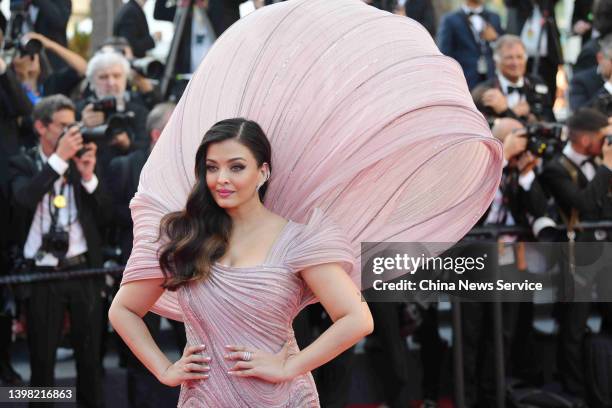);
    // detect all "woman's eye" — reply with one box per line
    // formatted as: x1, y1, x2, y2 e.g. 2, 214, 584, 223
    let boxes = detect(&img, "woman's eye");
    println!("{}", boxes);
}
231, 165, 245, 172
206, 165, 218, 172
